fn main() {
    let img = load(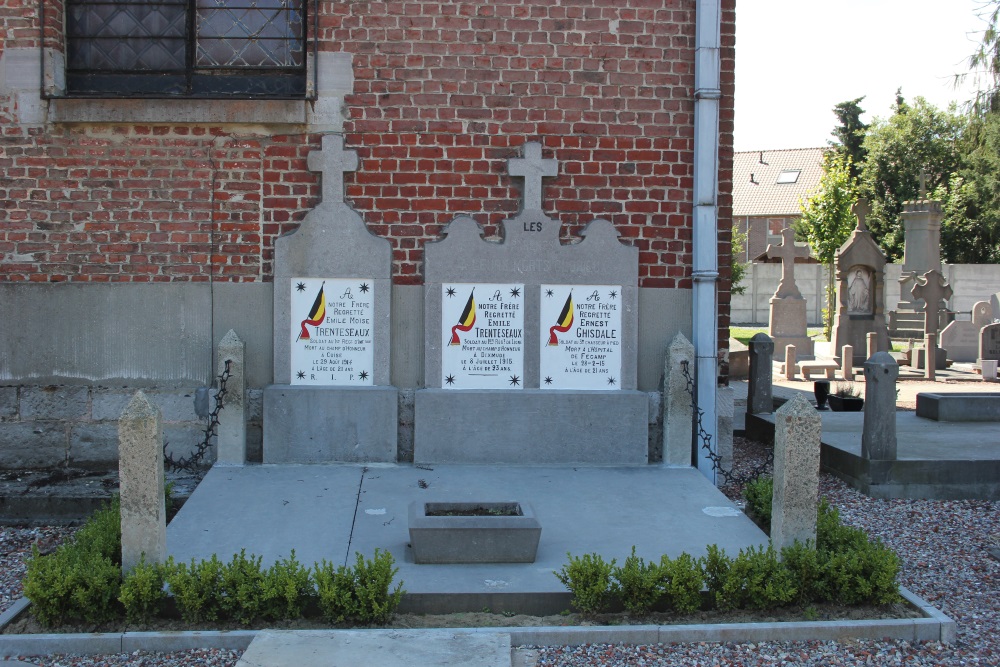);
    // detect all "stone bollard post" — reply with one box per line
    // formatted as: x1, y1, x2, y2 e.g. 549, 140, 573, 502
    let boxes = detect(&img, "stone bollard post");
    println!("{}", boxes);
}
217, 329, 247, 465
783, 344, 796, 381
747, 333, 775, 415
861, 352, 899, 461
924, 333, 936, 381
866, 332, 877, 360
119, 391, 167, 574
841, 345, 853, 381
771, 394, 821, 552
663, 332, 695, 466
